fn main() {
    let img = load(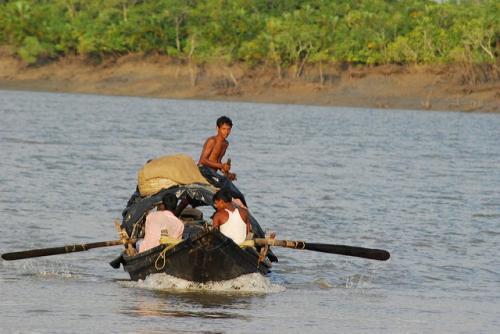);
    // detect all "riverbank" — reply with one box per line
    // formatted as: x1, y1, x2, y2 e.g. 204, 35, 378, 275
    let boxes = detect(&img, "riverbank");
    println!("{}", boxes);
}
0, 53, 498, 112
